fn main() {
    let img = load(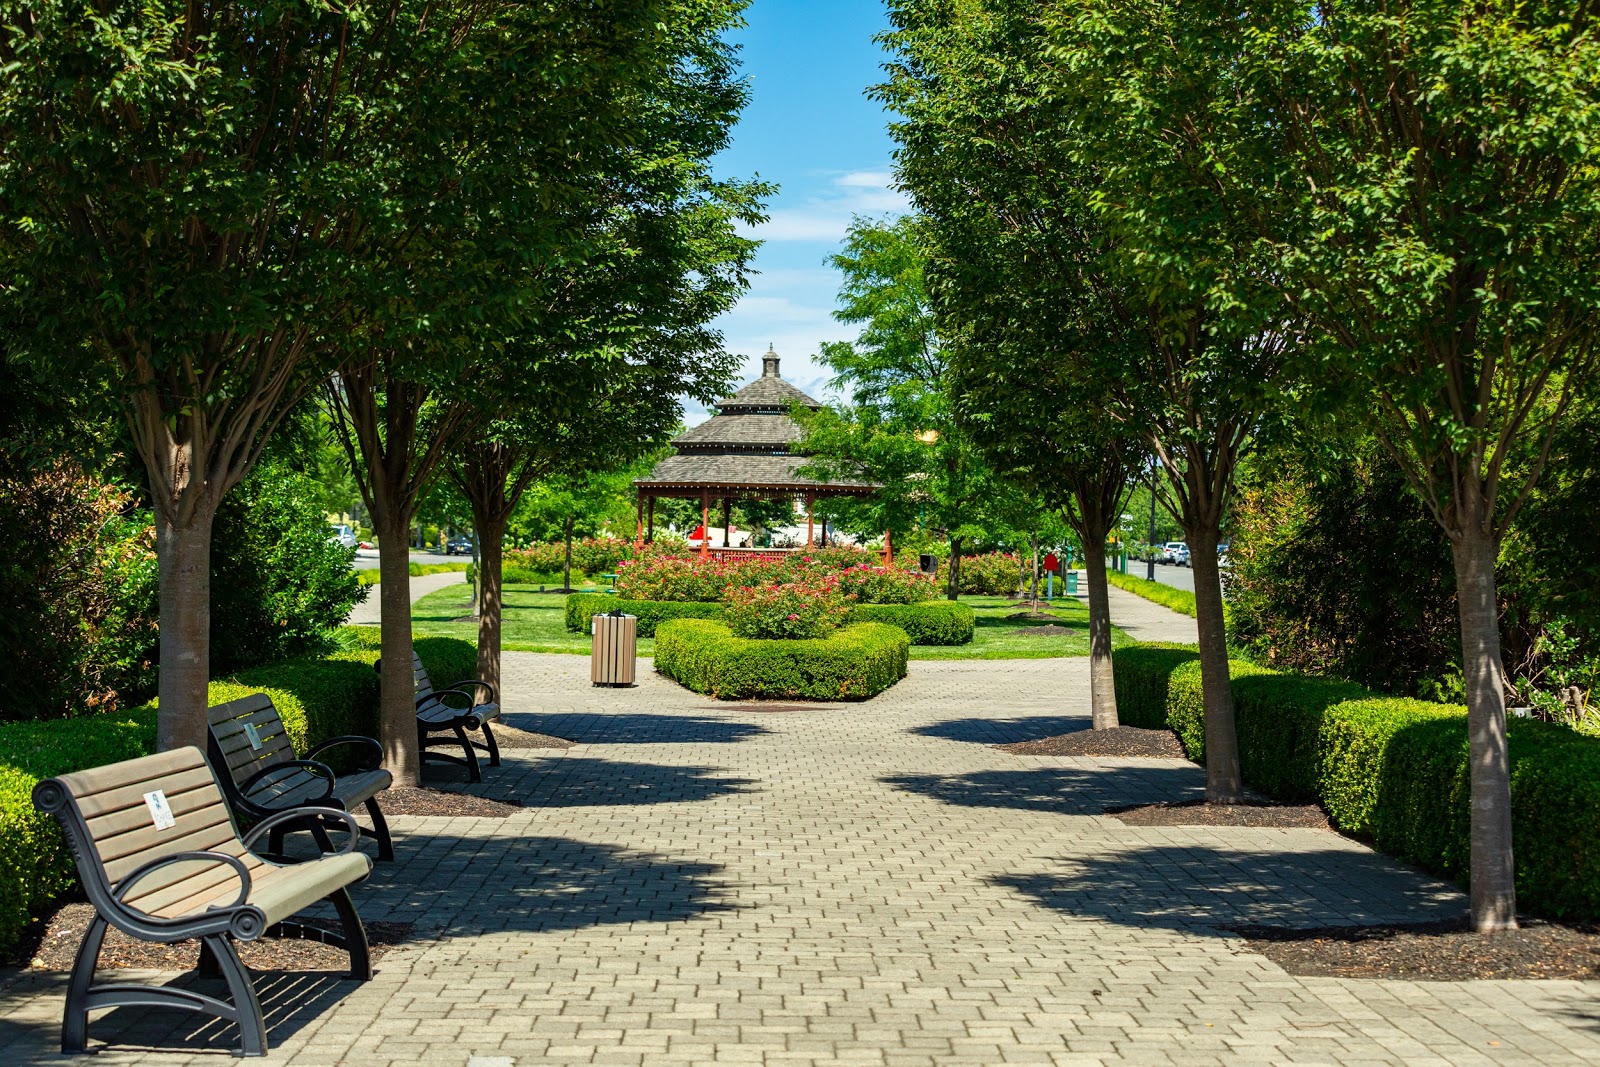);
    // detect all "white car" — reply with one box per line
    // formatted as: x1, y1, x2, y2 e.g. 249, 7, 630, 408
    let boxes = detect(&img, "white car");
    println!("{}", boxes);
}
1162, 541, 1187, 564
329, 524, 357, 550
